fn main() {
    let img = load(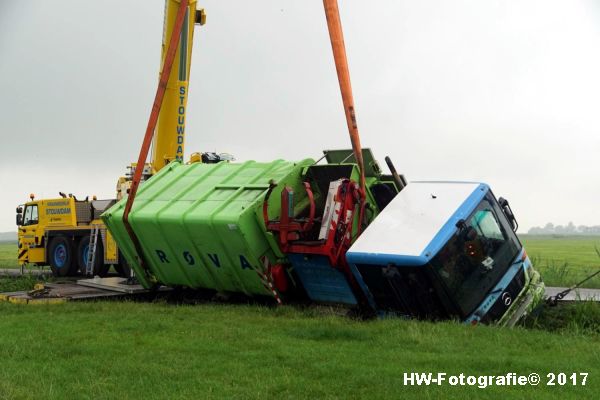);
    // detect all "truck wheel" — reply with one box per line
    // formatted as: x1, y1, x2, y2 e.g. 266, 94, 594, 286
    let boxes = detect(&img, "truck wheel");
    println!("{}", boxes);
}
77, 235, 109, 277
49, 236, 74, 277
